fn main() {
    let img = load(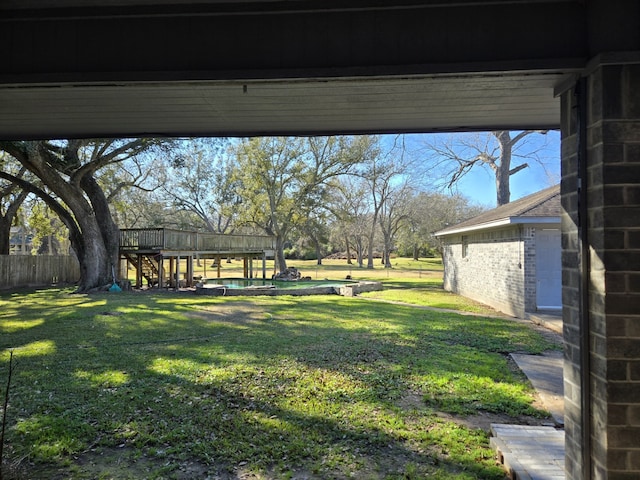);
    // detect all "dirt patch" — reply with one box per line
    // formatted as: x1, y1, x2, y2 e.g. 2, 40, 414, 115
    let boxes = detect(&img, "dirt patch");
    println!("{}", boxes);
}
396, 390, 553, 433
435, 411, 555, 432
396, 390, 426, 410
70, 447, 242, 480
